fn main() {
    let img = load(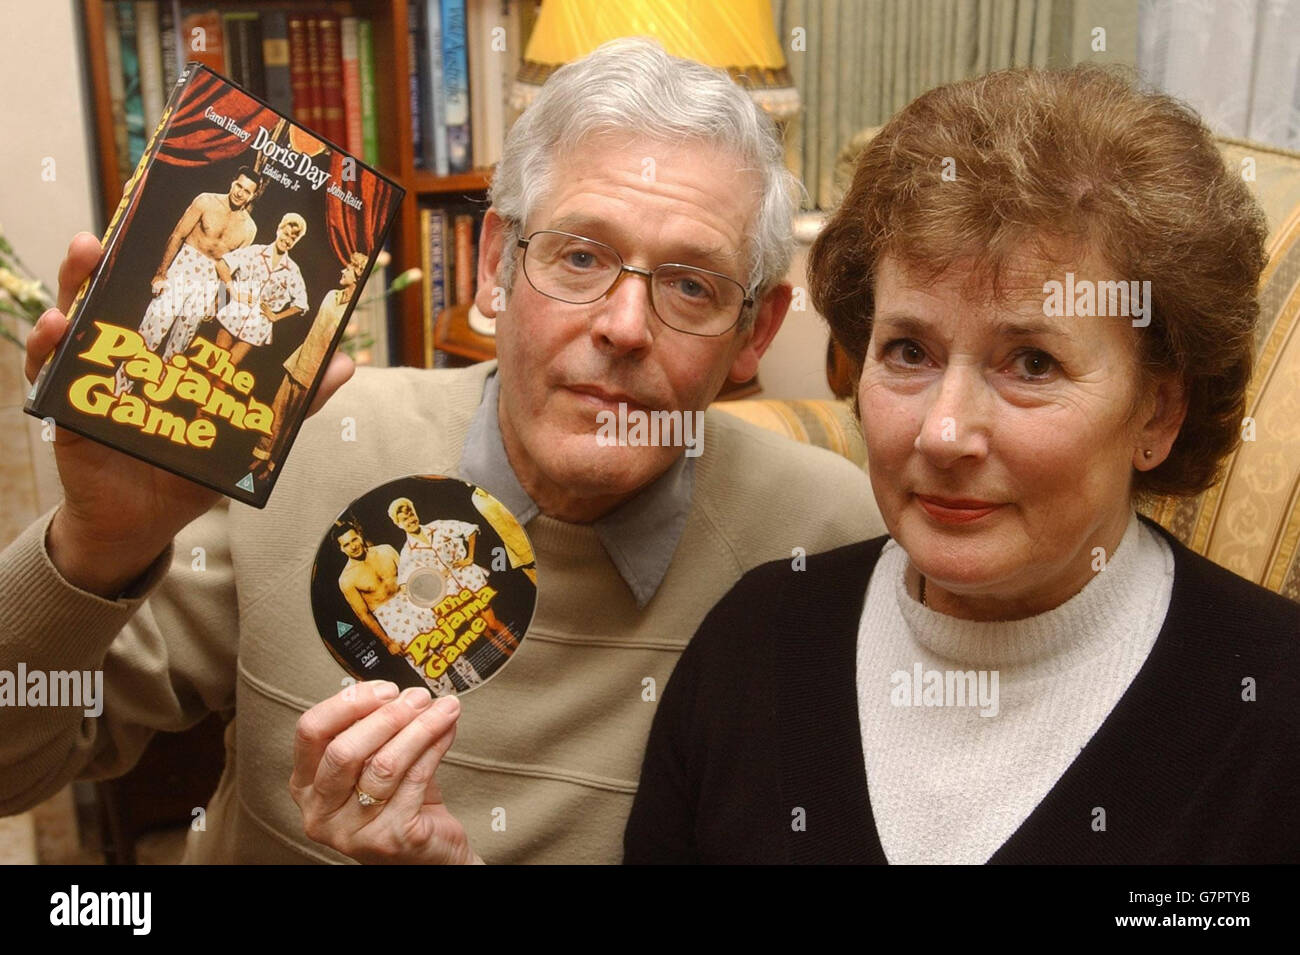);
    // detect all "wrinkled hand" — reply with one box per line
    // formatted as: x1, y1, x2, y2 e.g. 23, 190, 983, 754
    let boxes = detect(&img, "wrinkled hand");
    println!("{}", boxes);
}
290, 680, 481, 865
